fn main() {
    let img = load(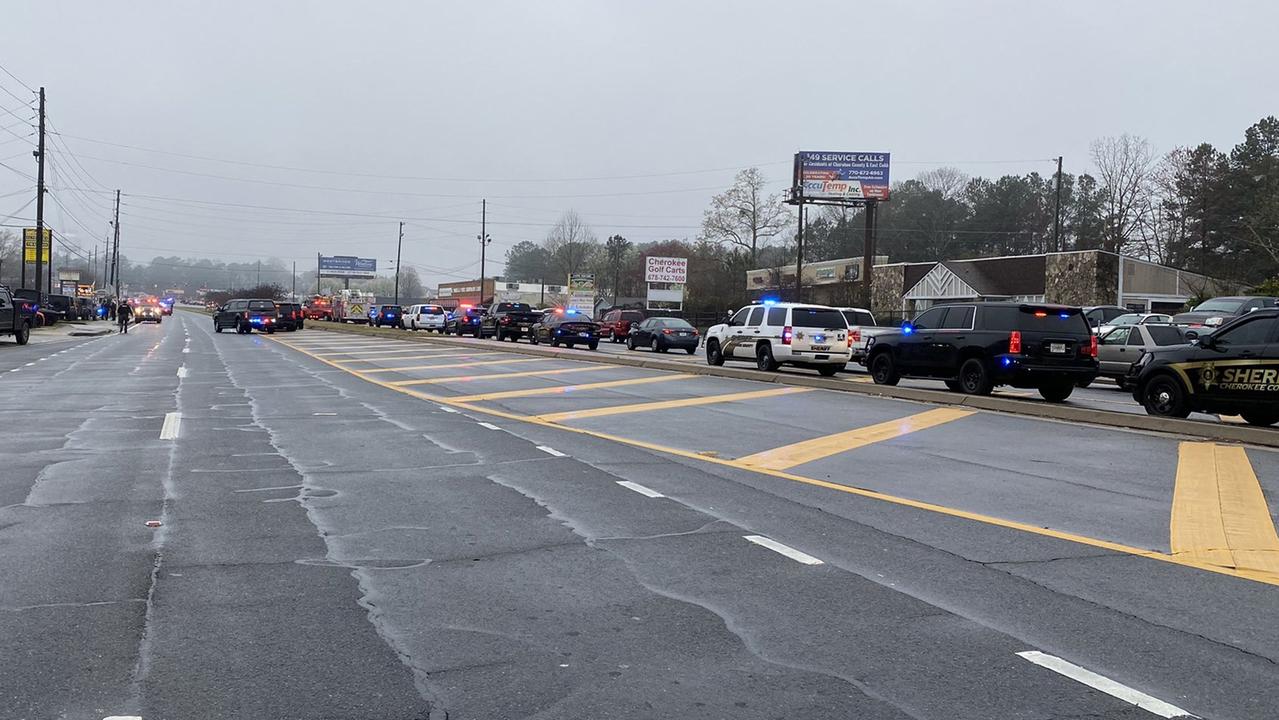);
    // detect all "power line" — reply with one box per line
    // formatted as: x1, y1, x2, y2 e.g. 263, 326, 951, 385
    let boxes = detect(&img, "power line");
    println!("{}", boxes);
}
0, 62, 35, 93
